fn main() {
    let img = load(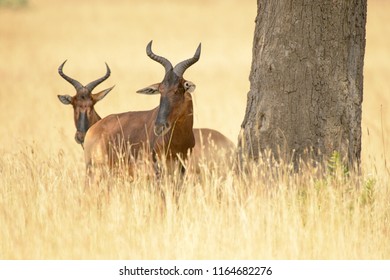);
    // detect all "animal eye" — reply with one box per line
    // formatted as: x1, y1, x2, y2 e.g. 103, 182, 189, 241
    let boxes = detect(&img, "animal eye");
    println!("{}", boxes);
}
184, 82, 190, 89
